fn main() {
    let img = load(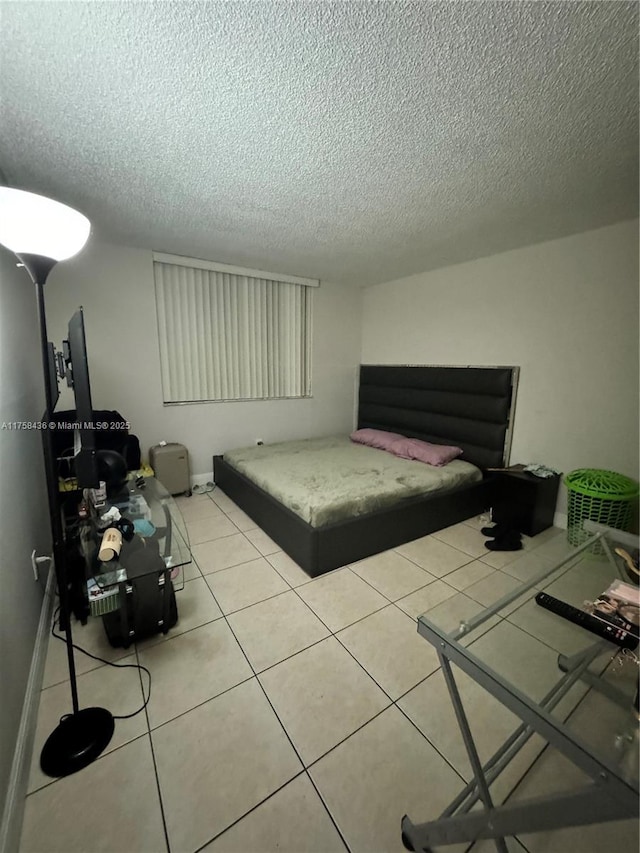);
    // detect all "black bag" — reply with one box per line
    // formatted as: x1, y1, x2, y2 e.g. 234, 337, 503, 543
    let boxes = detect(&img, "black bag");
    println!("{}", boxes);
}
51, 409, 142, 472
101, 540, 178, 648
